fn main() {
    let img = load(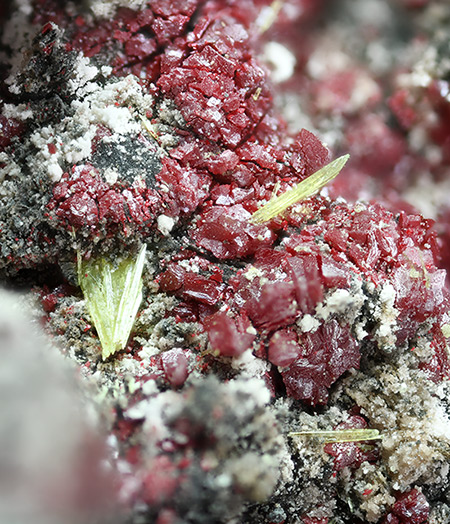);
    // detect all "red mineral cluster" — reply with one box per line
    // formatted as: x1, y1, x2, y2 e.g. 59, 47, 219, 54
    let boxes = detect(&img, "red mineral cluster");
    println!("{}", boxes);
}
49, 164, 160, 231
382, 489, 430, 524
34, 0, 331, 246
156, 198, 450, 405
2, 1, 450, 524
